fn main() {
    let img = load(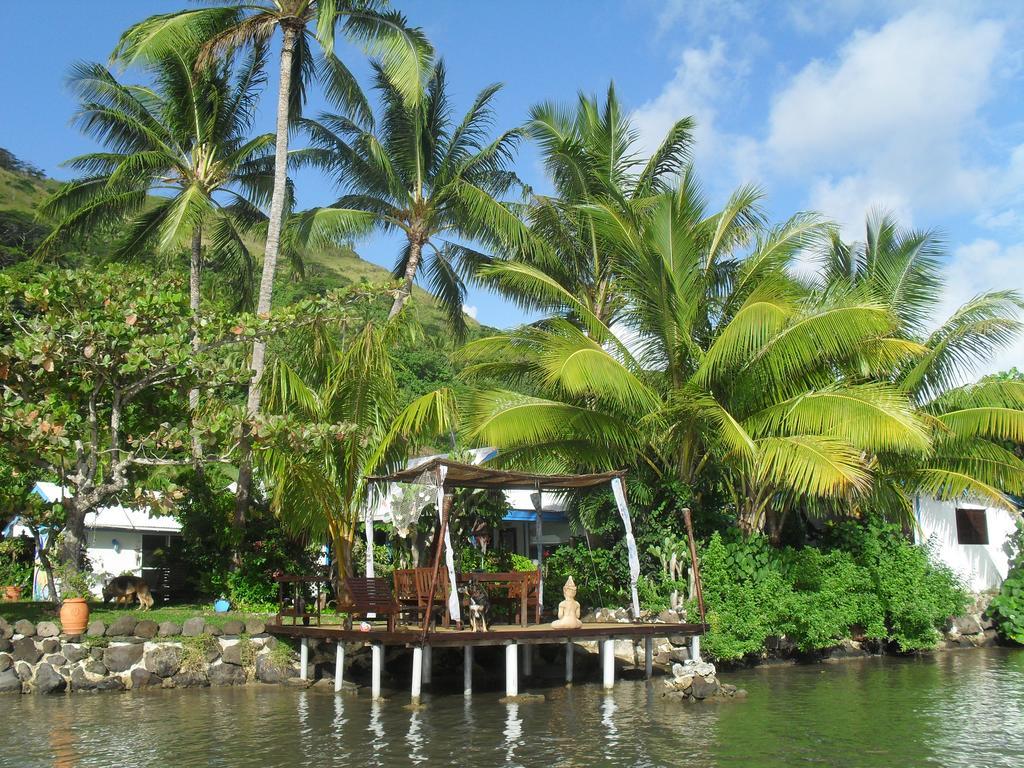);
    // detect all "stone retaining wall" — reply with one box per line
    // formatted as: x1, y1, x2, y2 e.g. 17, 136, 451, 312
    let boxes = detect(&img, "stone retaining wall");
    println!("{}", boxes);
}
0, 616, 301, 695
